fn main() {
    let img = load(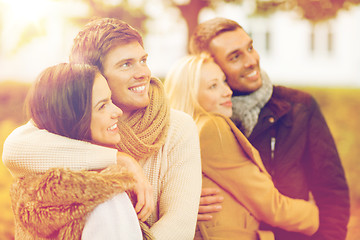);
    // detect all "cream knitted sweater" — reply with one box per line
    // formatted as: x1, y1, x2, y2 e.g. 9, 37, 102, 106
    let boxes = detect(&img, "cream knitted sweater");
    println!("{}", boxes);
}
3, 109, 202, 240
